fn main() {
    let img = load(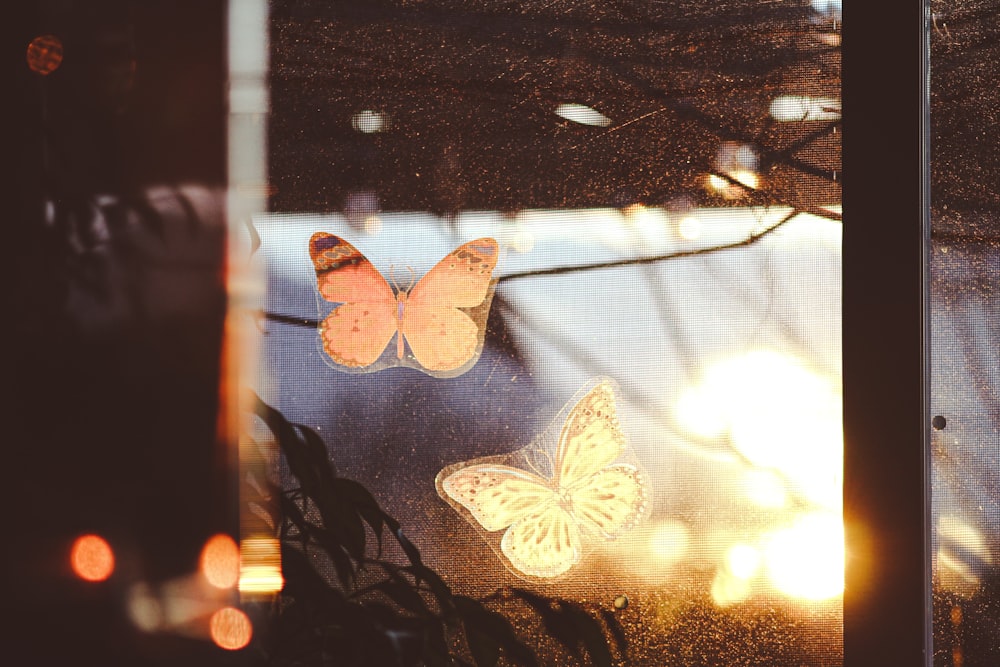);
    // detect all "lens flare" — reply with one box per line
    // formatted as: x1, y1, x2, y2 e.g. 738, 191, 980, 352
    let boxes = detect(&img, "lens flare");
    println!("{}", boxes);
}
70, 534, 115, 582
201, 534, 240, 589
210, 607, 253, 650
